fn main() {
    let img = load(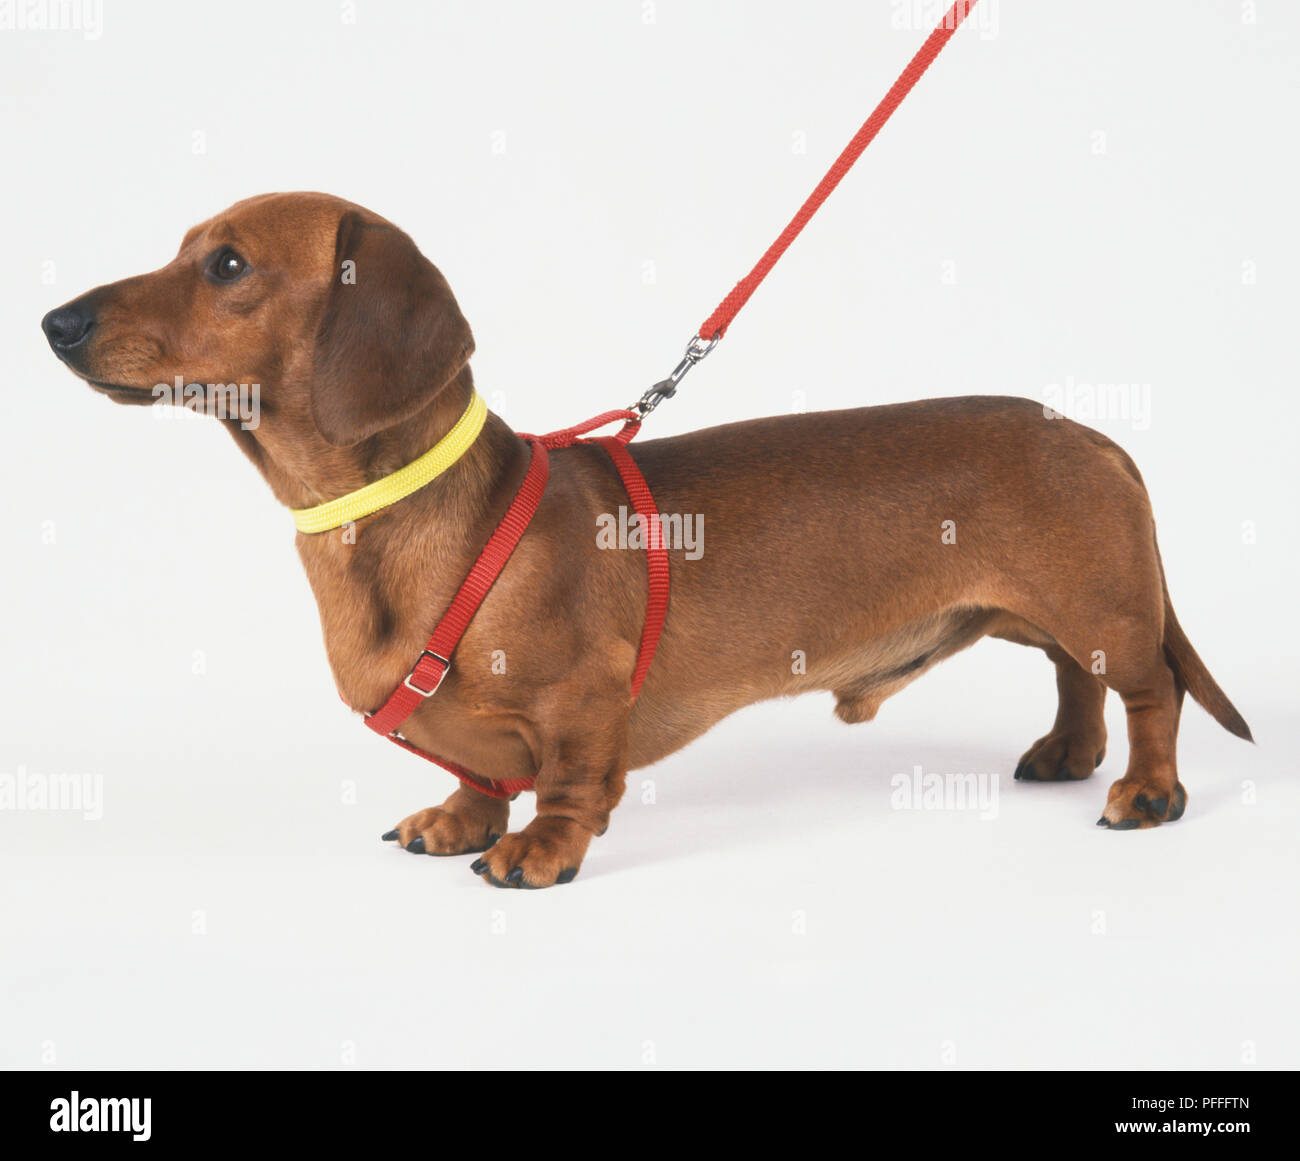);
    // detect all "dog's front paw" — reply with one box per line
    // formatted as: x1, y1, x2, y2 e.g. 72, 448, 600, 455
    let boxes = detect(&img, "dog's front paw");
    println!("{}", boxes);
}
1096, 778, 1186, 830
382, 796, 506, 856
469, 817, 593, 889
